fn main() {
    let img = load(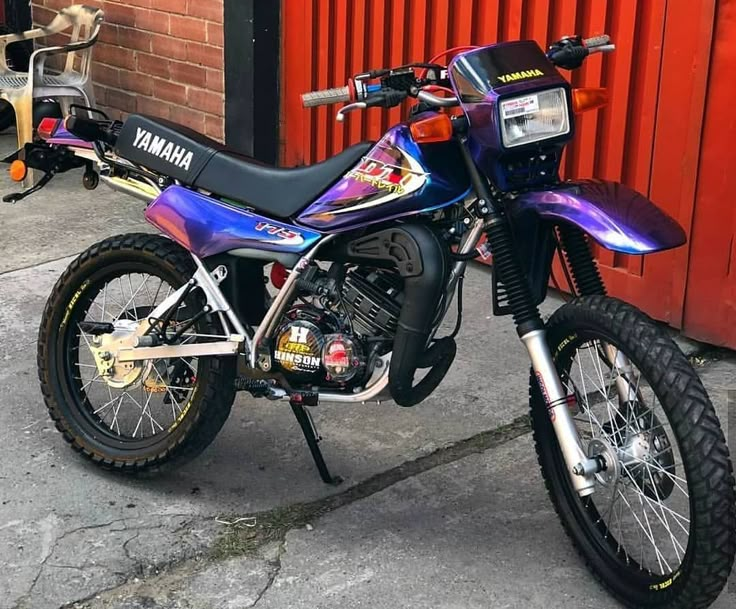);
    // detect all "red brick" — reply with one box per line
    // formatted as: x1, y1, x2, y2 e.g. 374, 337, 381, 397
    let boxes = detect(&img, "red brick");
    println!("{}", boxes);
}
186, 42, 222, 68
98, 23, 119, 45
119, 69, 154, 96
93, 84, 107, 106
204, 114, 224, 141
170, 106, 205, 132
32, 6, 57, 27
169, 61, 207, 88
151, 34, 188, 61
188, 87, 223, 116
137, 53, 171, 79
101, 2, 136, 27
170, 15, 207, 42
137, 95, 171, 120
135, 9, 171, 35
206, 68, 223, 93
93, 63, 119, 88
152, 78, 187, 104
155, 0, 188, 15
118, 27, 152, 52
95, 43, 136, 70
114, 0, 151, 8
206, 21, 223, 47
187, 1, 223, 24
106, 88, 137, 114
